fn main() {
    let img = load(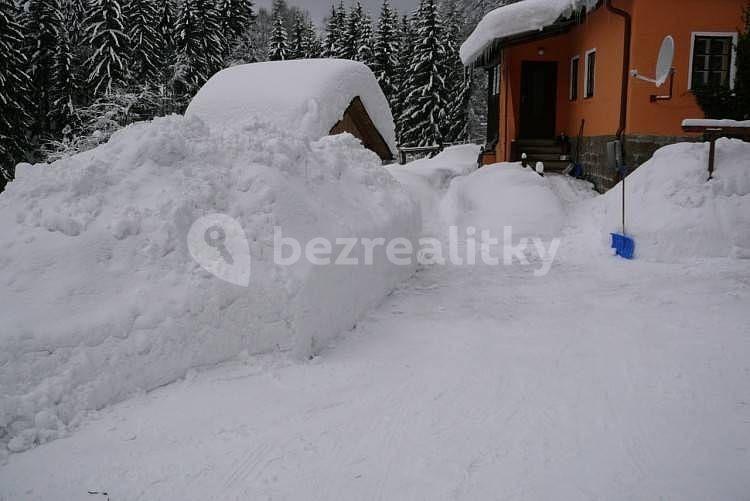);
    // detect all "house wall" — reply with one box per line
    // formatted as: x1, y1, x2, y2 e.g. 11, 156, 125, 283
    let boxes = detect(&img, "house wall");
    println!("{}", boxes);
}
496, 2, 630, 162
491, 0, 745, 190
627, 0, 746, 136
